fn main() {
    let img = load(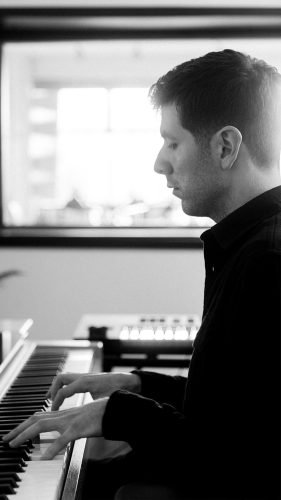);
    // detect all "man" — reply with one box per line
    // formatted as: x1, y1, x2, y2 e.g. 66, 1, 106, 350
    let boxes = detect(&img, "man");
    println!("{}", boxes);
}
4, 49, 281, 500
